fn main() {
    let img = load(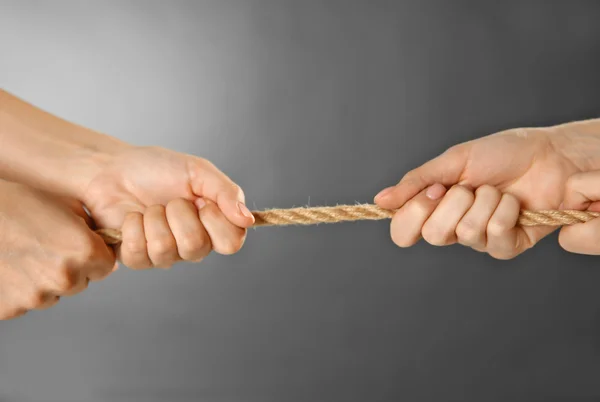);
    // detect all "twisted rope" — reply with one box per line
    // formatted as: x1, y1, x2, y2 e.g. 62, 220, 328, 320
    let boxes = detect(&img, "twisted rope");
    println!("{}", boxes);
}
94, 204, 600, 245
